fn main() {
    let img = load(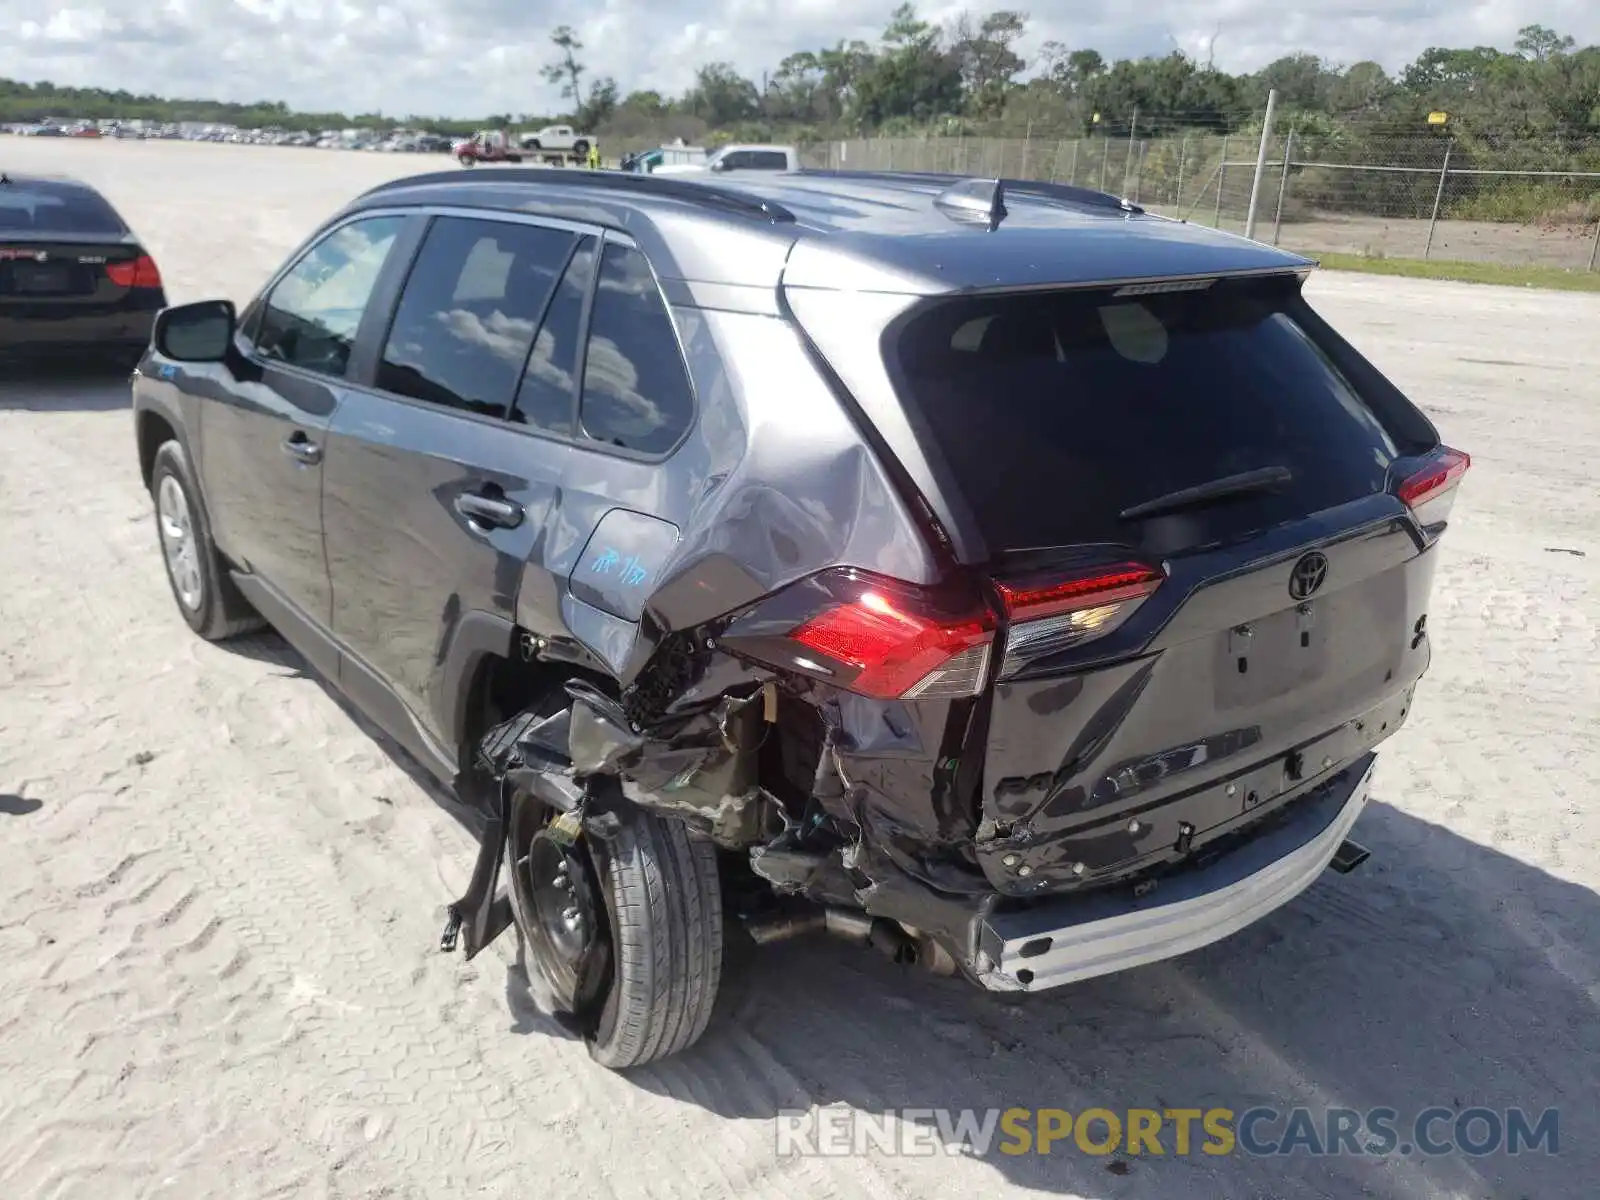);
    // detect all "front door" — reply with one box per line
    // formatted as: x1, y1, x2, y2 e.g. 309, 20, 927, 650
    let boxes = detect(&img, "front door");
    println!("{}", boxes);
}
201, 213, 408, 654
